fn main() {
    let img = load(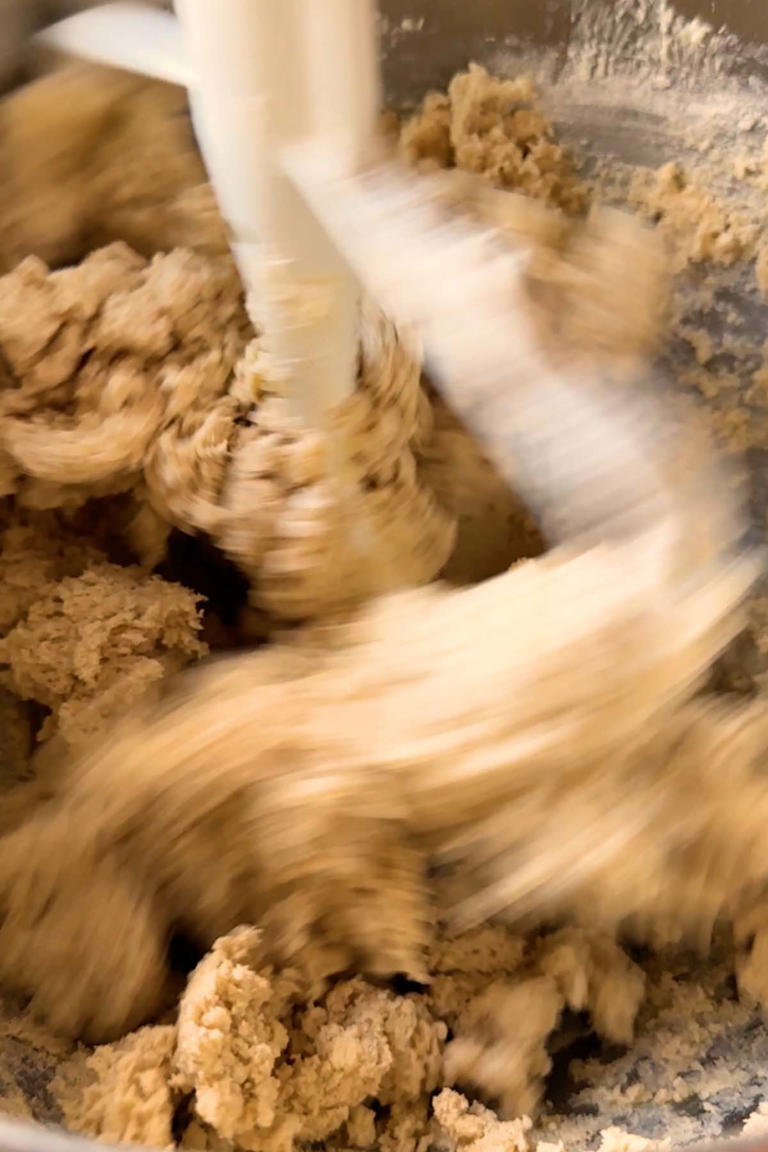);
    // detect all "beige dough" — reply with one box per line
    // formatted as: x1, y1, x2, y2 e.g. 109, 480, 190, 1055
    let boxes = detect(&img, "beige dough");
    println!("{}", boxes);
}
0, 243, 459, 635
56, 1027, 177, 1149
0, 525, 753, 1045
400, 64, 586, 214
629, 162, 758, 271
0, 57, 765, 1152
0, 552, 206, 747
0, 63, 227, 272
49, 925, 643, 1152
